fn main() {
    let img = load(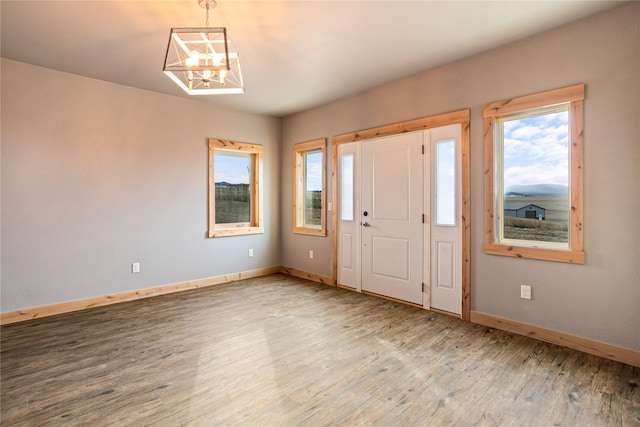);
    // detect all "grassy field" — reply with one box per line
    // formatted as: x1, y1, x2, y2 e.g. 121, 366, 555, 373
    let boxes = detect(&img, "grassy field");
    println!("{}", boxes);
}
214, 186, 322, 225
503, 196, 568, 243
215, 201, 250, 224
305, 191, 322, 226
215, 185, 250, 224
